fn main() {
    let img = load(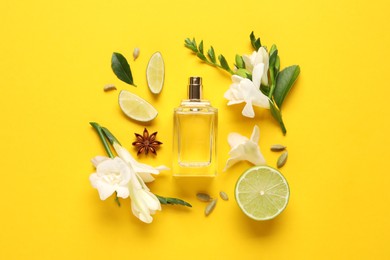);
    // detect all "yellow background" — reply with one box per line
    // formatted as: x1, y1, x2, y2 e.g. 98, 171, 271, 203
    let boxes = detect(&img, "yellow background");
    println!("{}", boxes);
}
1, 0, 389, 259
